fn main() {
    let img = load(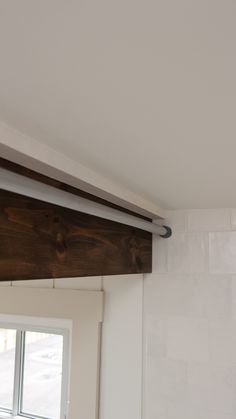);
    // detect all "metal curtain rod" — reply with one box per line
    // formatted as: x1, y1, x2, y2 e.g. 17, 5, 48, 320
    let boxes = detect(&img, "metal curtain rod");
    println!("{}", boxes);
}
0, 168, 172, 238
